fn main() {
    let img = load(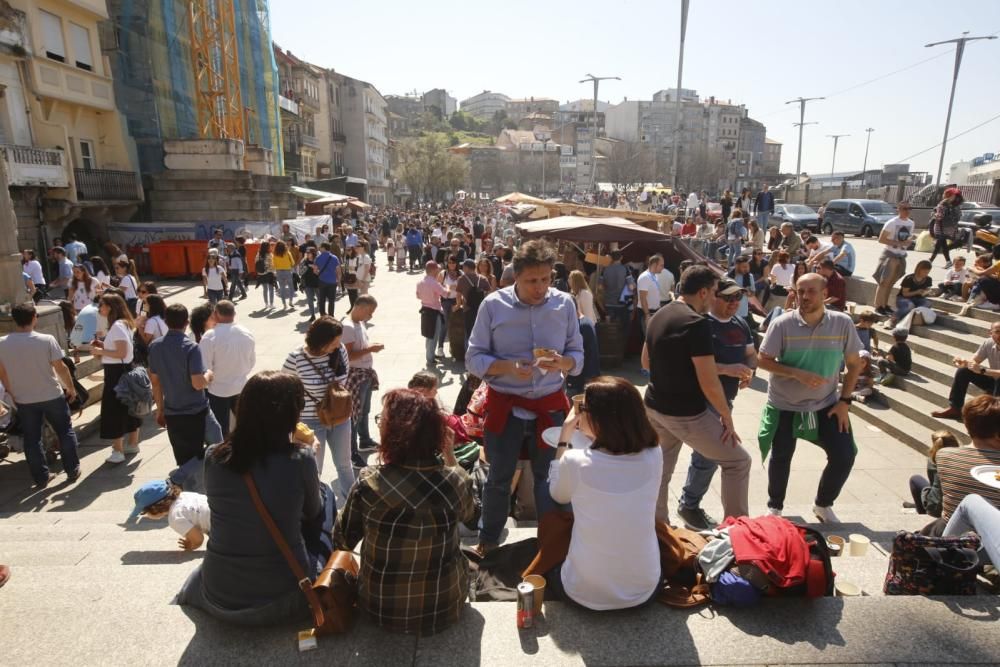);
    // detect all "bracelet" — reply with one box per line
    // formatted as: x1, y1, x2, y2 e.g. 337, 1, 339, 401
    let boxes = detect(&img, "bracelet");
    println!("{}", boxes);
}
557, 442, 572, 449
838, 396, 853, 405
